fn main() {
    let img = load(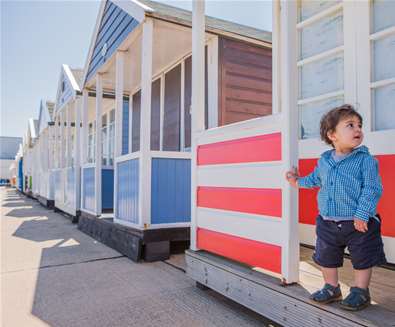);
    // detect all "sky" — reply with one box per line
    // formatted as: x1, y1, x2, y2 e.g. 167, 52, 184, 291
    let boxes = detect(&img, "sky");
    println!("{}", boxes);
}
1, 0, 272, 138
